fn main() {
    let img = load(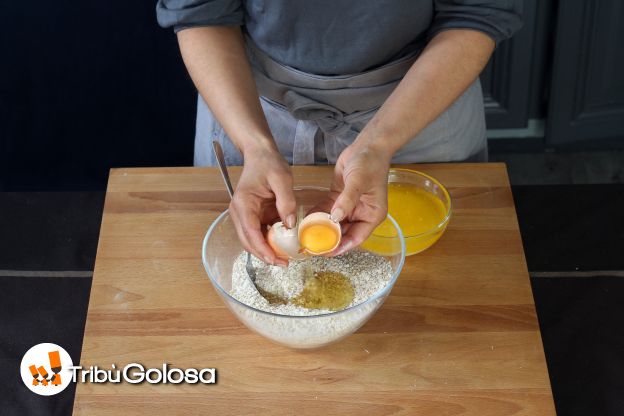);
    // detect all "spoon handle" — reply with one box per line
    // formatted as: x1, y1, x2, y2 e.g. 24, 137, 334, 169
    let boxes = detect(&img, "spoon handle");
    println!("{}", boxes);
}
212, 141, 234, 200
